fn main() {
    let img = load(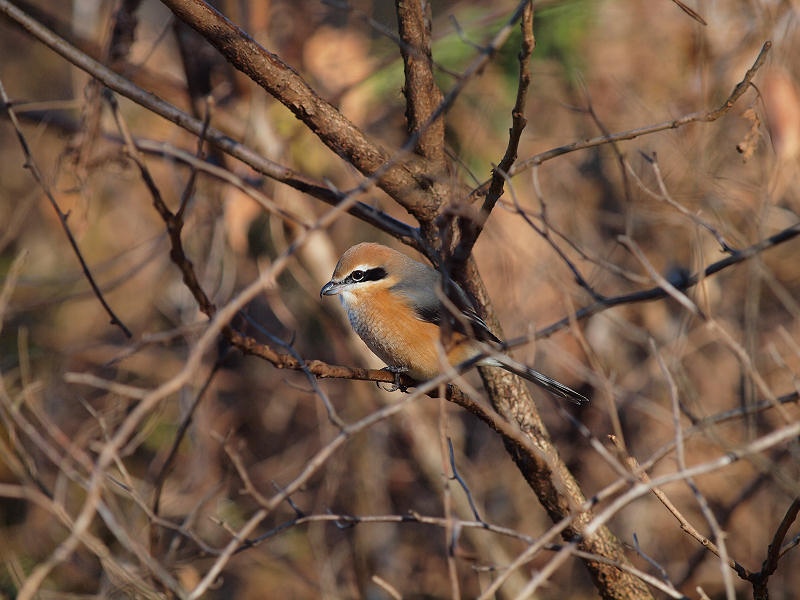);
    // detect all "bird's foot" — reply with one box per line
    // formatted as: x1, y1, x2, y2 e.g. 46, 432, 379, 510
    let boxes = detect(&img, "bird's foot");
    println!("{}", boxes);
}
377, 366, 409, 392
